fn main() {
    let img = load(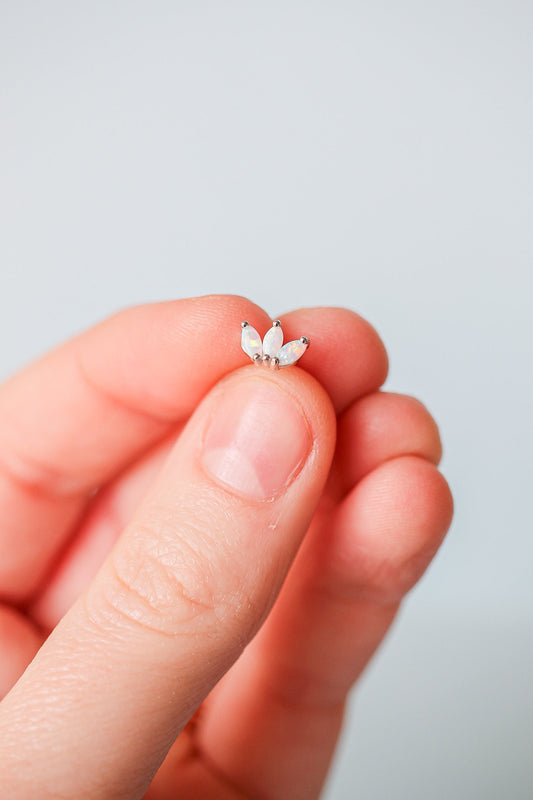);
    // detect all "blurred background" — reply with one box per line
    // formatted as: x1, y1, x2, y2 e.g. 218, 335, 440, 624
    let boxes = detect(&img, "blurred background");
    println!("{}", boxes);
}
1, 2, 532, 797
